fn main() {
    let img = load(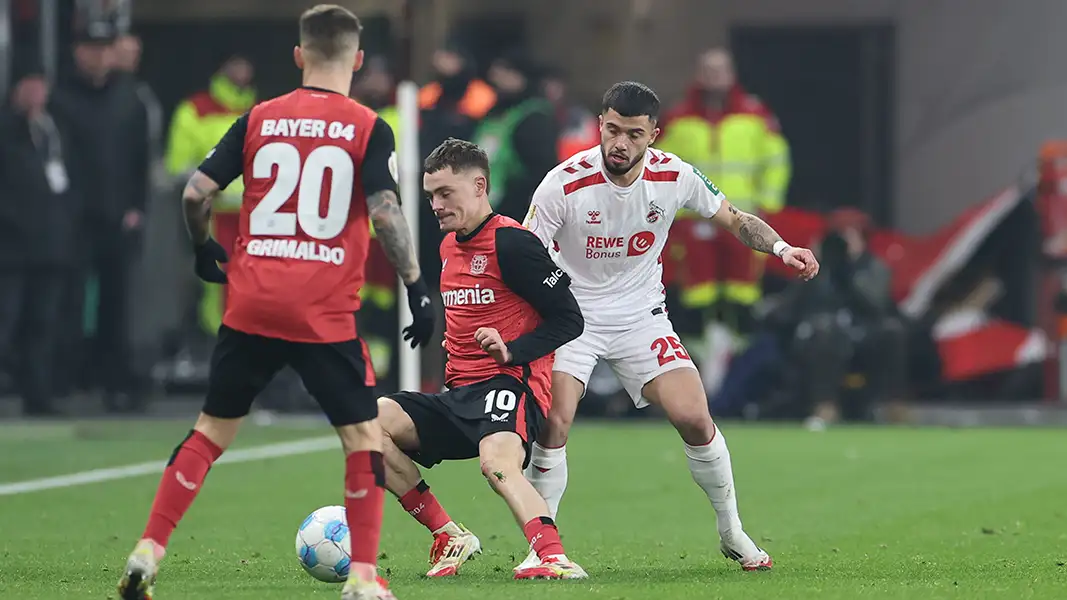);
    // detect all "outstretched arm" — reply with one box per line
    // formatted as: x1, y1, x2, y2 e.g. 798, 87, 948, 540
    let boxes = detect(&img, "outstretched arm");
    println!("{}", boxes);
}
711, 198, 819, 280
680, 163, 818, 280
711, 199, 783, 255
